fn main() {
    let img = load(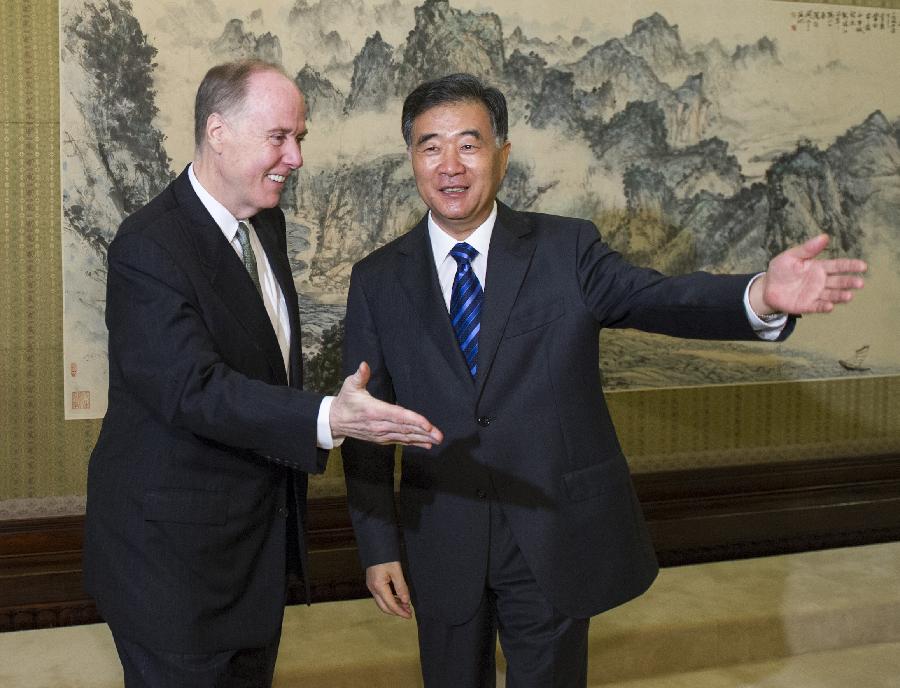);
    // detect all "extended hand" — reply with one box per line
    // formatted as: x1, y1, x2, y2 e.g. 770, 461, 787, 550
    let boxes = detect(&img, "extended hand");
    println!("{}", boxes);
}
366, 561, 412, 619
750, 234, 867, 316
330, 362, 443, 448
